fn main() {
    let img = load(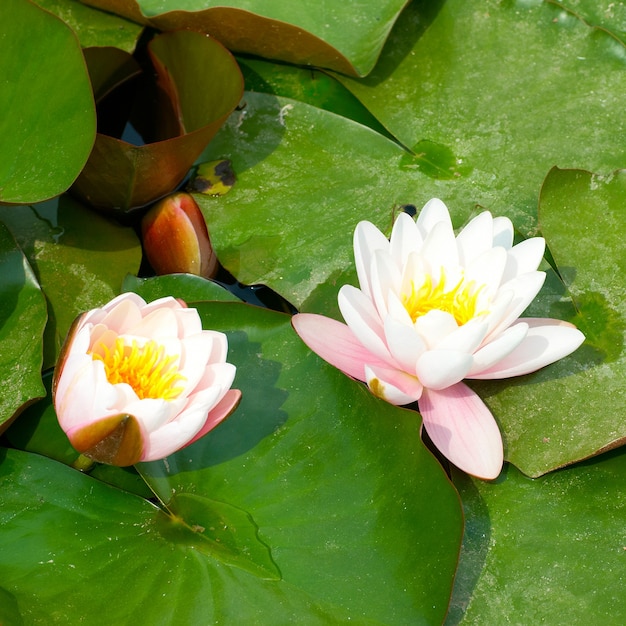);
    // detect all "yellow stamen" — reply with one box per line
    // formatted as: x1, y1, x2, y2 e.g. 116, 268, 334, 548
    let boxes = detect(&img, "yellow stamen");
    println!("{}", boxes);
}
402, 268, 485, 326
91, 337, 186, 400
